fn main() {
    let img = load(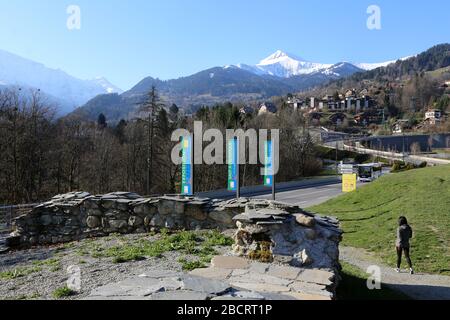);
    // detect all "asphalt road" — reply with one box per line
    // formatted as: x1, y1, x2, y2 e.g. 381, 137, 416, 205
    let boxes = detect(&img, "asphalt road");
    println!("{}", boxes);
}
198, 176, 354, 209
255, 182, 345, 208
